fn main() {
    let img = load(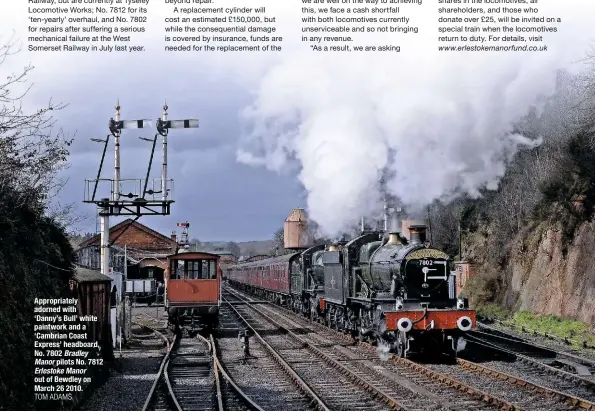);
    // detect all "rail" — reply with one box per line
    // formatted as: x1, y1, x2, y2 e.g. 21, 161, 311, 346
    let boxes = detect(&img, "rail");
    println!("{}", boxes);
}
224, 294, 408, 410
466, 330, 595, 382
456, 358, 595, 411
223, 295, 331, 411
138, 321, 177, 411
225, 286, 595, 411
139, 317, 264, 411
209, 335, 265, 411
226, 288, 515, 411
